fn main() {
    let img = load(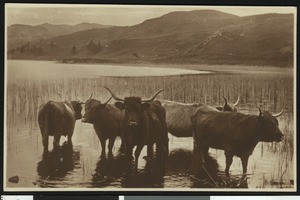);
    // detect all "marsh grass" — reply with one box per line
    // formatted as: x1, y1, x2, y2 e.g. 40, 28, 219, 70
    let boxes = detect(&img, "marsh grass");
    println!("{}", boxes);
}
6, 65, 294, 188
